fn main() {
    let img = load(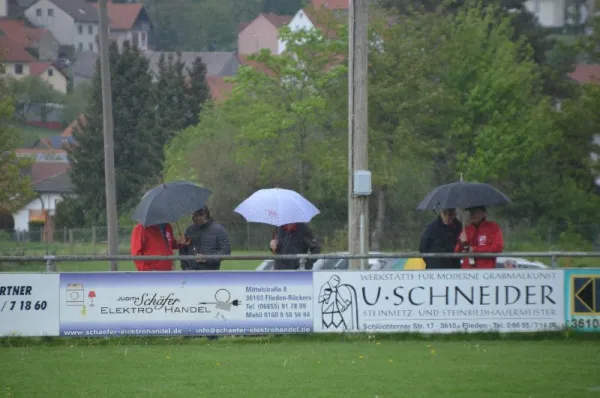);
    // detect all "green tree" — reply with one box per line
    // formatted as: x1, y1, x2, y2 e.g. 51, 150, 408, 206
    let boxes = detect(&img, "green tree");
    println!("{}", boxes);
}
68, 42, 159, 224
5, 76, 64, 124
62, 81, 91, 126
374, 2, 600, 233
185, 56, 210, 127
164, 21, 350, 239
0, 82, 34, 212
144, 0, 263, 51
155, 52, 189, 142
262, 0, 305, 14
377, 0, 578, 99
